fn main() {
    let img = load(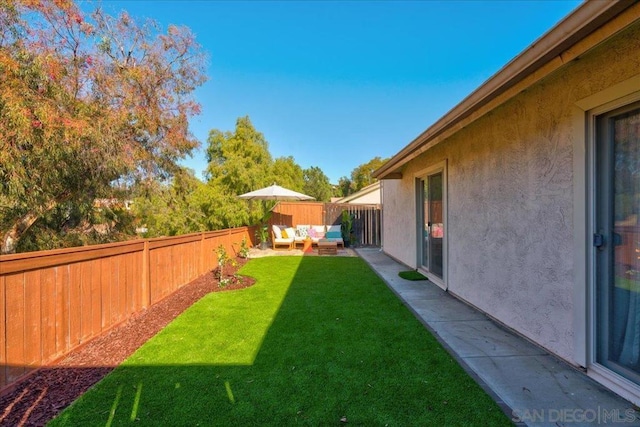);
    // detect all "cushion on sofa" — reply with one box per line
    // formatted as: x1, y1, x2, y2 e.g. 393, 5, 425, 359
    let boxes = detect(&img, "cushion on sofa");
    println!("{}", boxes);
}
284, 227, 296, 239
326, 231, 341, 239
311, 225, 325, 238
296, 225, 309, 238
327, 225, 341, 234
272, 225, 282, 239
